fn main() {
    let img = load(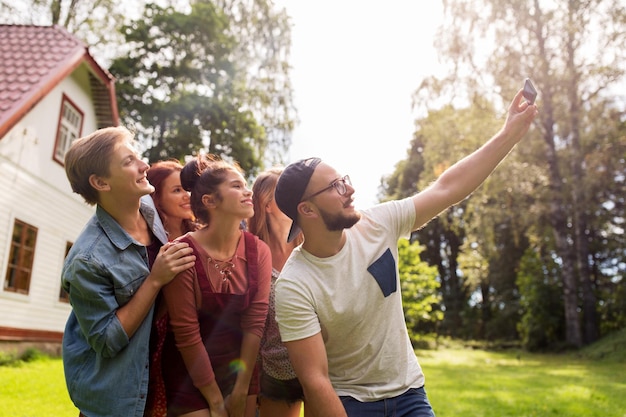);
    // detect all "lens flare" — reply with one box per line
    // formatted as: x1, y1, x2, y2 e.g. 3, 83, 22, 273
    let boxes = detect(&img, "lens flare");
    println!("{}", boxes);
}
229, 359, 247, 373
